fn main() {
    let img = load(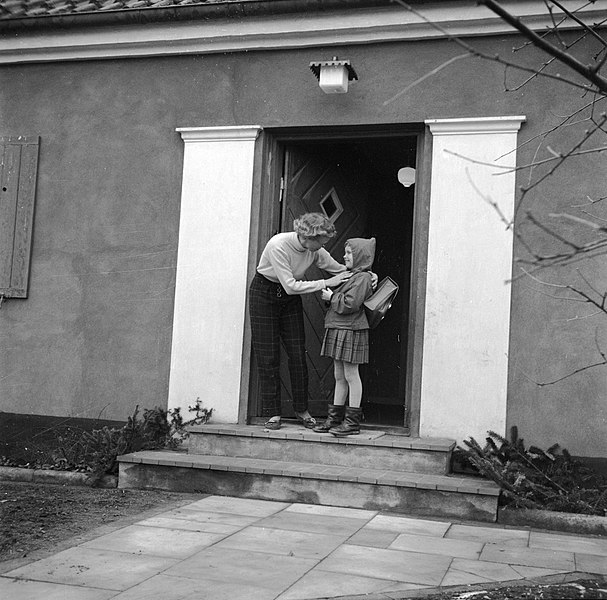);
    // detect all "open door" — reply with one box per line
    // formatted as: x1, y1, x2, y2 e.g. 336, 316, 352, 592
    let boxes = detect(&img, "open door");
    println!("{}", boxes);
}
275, 136, 416, 427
